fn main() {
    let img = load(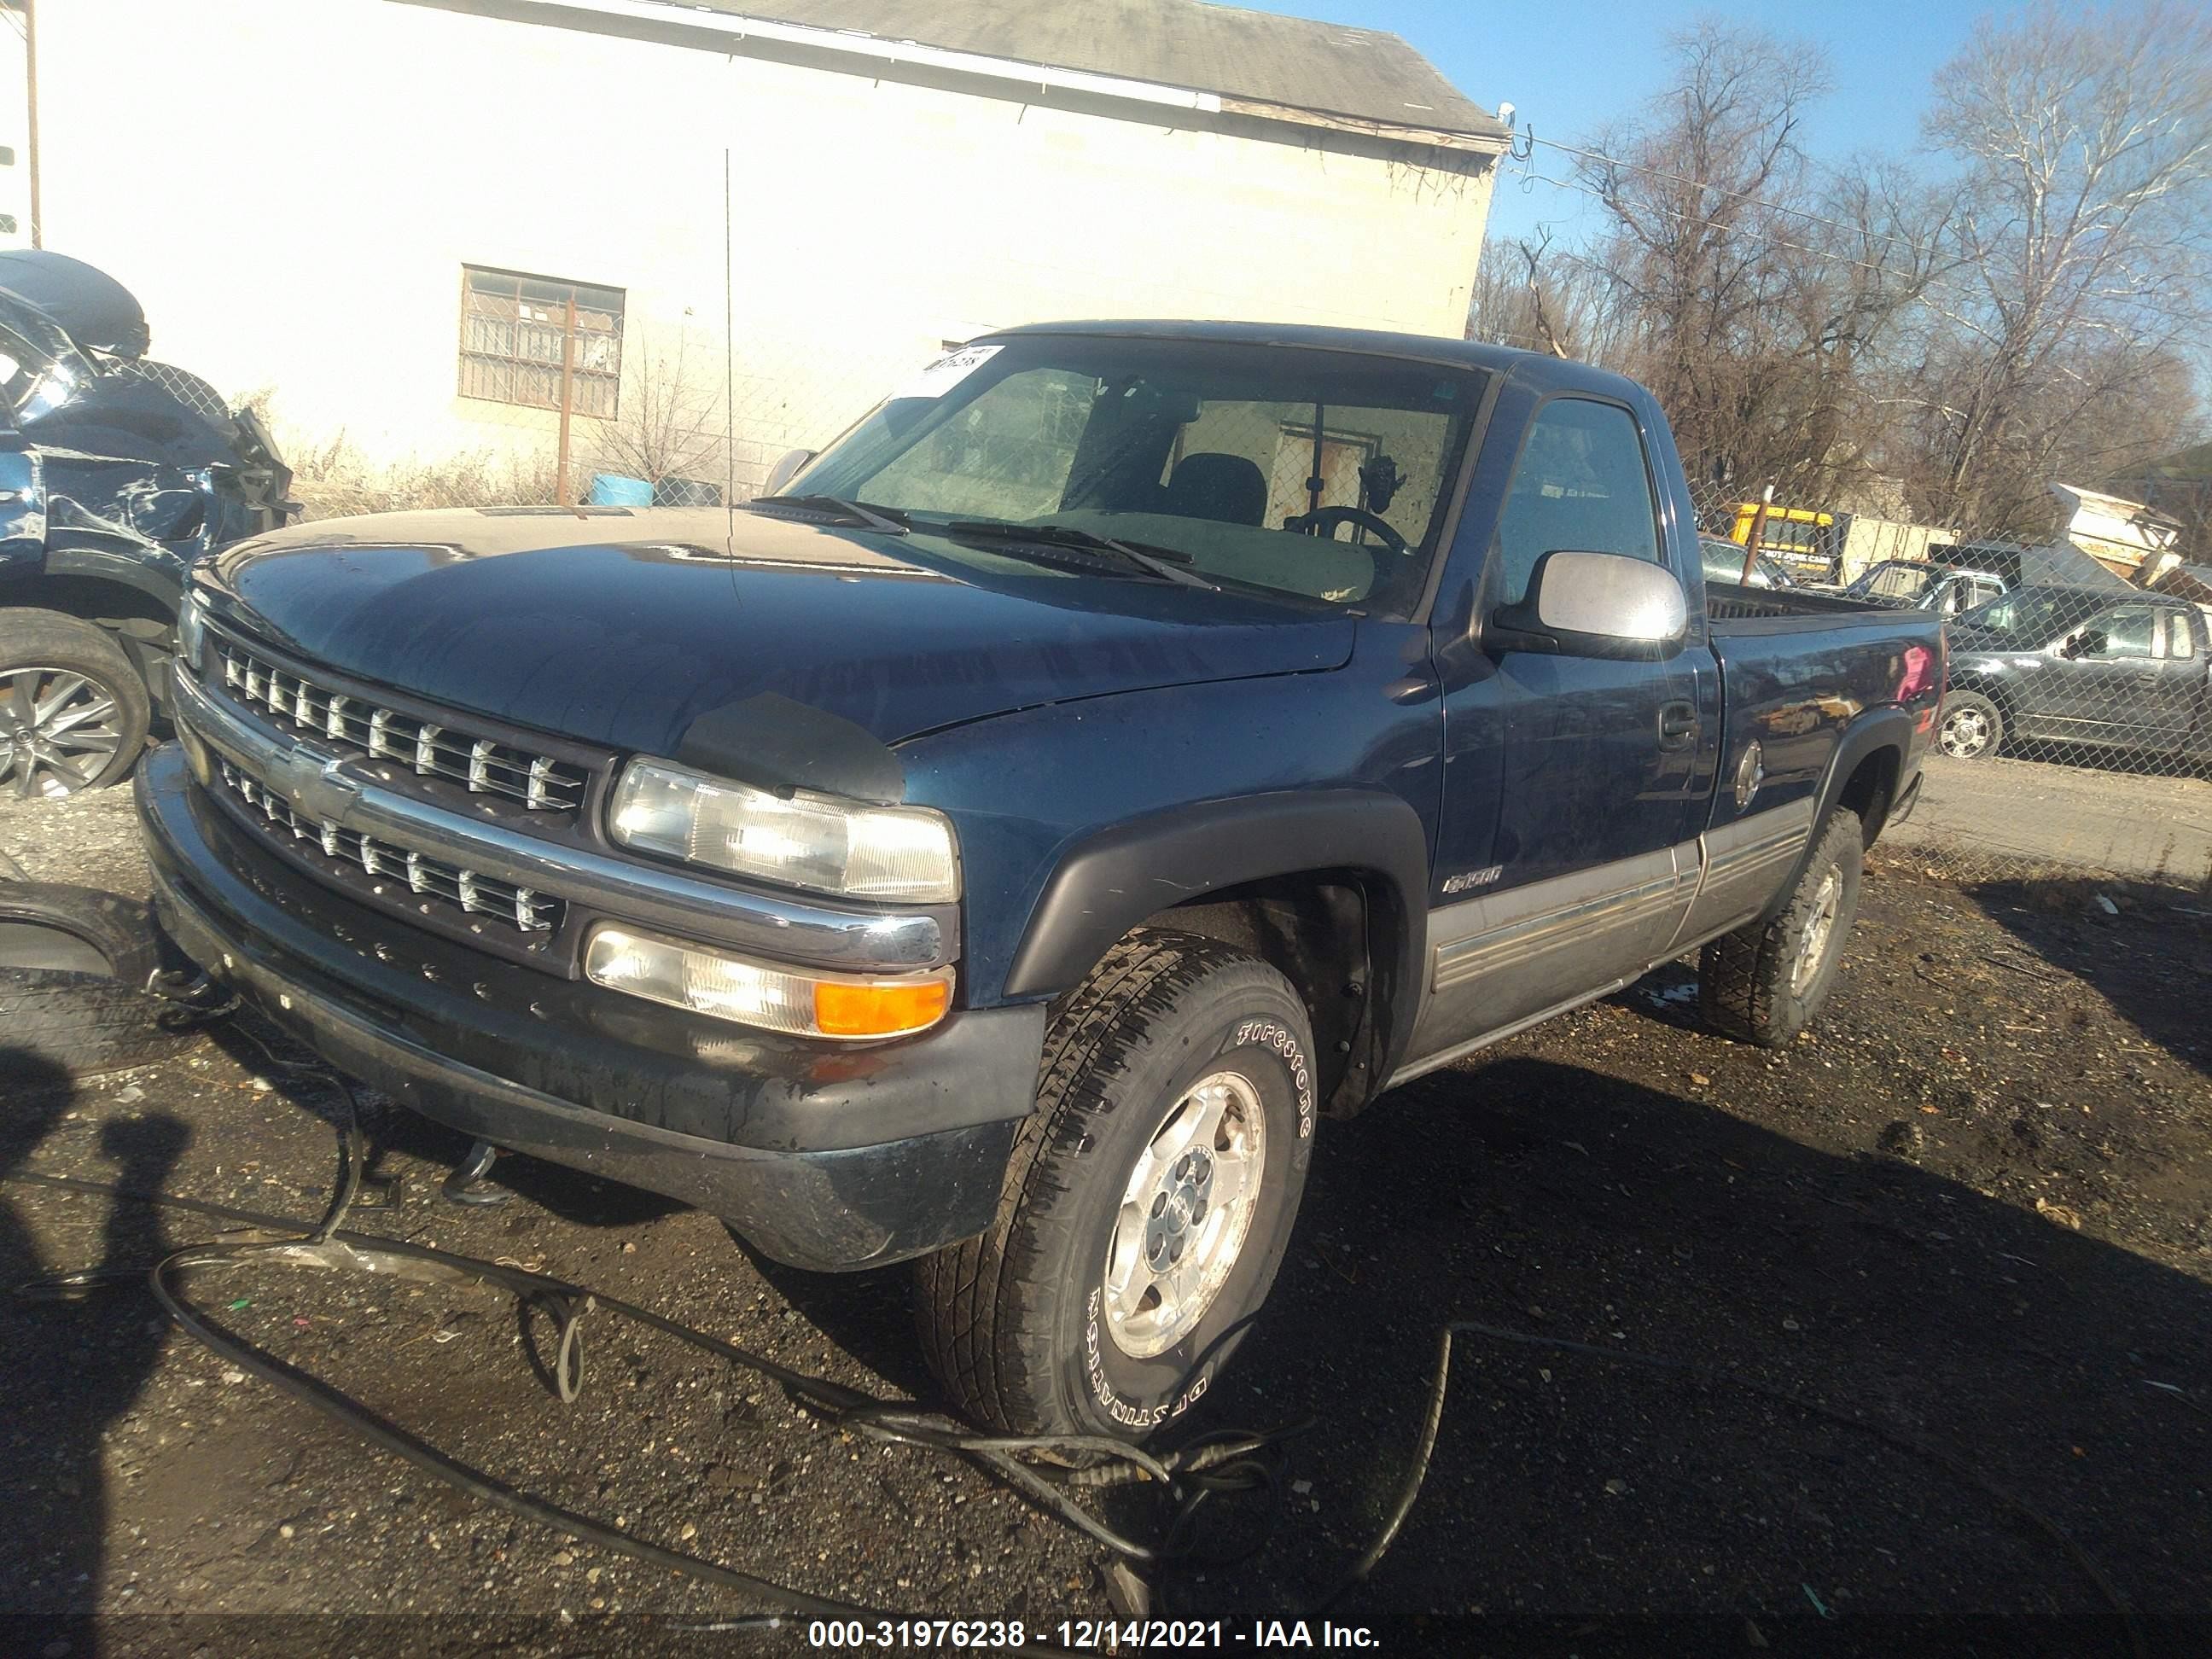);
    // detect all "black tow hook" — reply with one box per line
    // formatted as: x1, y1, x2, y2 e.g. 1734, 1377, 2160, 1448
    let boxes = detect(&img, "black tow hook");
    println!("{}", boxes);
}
441, 1139, 515, 1208
143, 965, 241, 1025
